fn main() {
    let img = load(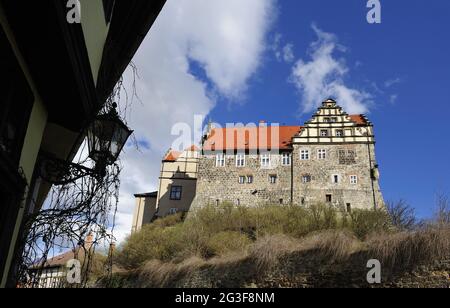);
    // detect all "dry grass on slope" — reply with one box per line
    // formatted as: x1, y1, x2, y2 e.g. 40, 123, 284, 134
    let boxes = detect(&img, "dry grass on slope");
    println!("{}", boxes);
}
104, 202, 450, 288
367, 226, 450, 273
